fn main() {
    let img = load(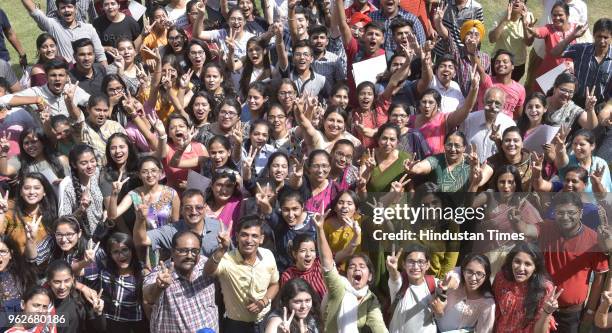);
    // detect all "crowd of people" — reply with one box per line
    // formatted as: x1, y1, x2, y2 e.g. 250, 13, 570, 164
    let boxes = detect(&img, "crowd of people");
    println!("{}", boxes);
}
0, 0, 610, 331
